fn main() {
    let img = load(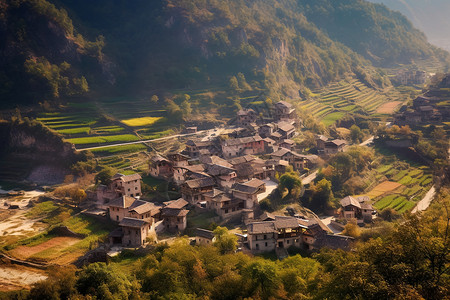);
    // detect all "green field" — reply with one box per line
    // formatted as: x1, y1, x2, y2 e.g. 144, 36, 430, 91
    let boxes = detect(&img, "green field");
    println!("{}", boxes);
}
66, 134, 140, 145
